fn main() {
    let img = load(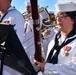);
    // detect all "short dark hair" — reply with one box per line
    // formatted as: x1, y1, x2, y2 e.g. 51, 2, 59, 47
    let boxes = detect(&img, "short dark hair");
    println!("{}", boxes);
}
66, 11, 76, 29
